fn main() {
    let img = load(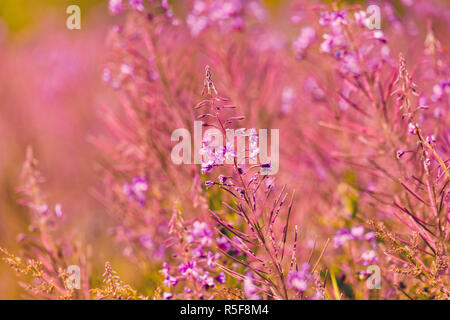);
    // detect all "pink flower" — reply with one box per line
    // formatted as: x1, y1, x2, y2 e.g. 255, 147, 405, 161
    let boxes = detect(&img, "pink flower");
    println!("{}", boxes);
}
109, 0, 123, 15
408, 122, 418, 135
163, 292, 173, 300
373, 30, 387, 43
190, 221, 213, 246
292, 27, 316, 59
123, 177, 148, 206
215, 272, 226, 284
351, 226, 365, 239
361, 250, 378, 266
54, 204, 63, 218
287, 263, 312, 293
129, 0, 144, 12
243, 273, 259, 300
